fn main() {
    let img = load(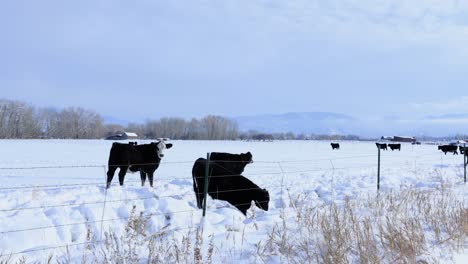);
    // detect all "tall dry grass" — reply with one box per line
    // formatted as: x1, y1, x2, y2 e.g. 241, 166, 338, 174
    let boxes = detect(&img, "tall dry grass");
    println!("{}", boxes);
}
1, 186, 466, 263
256, 186, 467, 263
